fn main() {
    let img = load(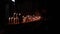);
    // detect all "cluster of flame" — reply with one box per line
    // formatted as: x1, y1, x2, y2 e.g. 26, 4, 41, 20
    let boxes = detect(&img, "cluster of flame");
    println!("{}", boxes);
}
8, 13, 42, 24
